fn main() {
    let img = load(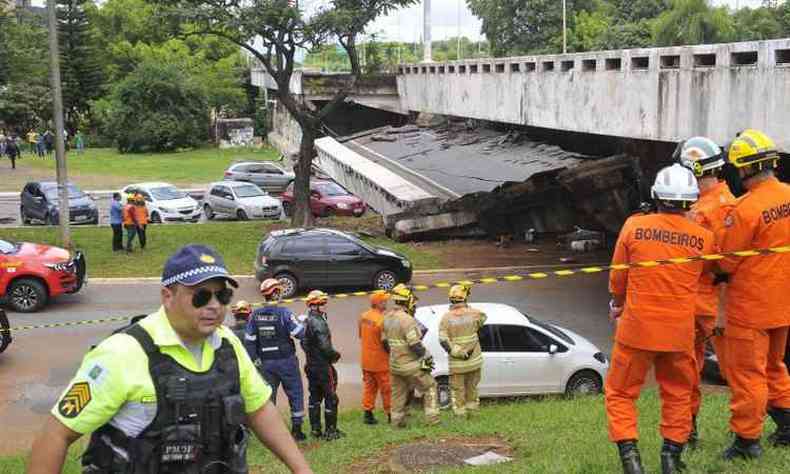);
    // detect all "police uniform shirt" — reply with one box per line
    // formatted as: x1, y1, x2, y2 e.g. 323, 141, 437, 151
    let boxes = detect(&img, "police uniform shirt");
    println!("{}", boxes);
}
52, 307, 272, 436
